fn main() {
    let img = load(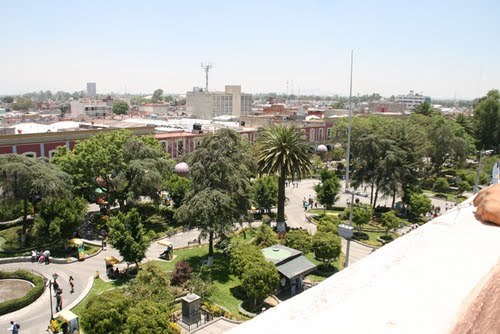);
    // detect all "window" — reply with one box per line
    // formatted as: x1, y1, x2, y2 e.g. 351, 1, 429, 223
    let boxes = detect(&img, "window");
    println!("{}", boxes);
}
318, 128, 324, 140
177, 140, 184, 156
48, 150, 57, 158
309, 129, 315, 142
23, 152, 37, 158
